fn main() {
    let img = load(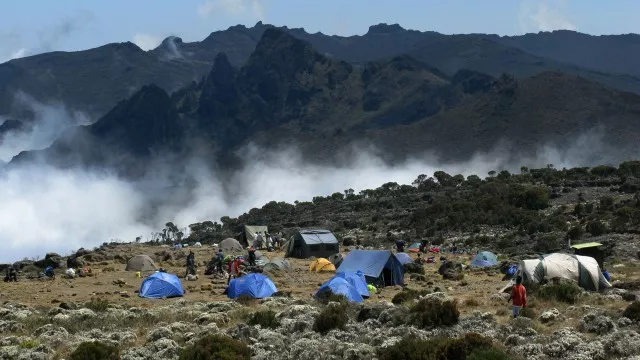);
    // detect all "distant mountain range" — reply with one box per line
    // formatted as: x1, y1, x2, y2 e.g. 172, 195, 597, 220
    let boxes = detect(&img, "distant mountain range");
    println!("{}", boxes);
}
8, 27, 640, 176
3, 22, 640, 121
